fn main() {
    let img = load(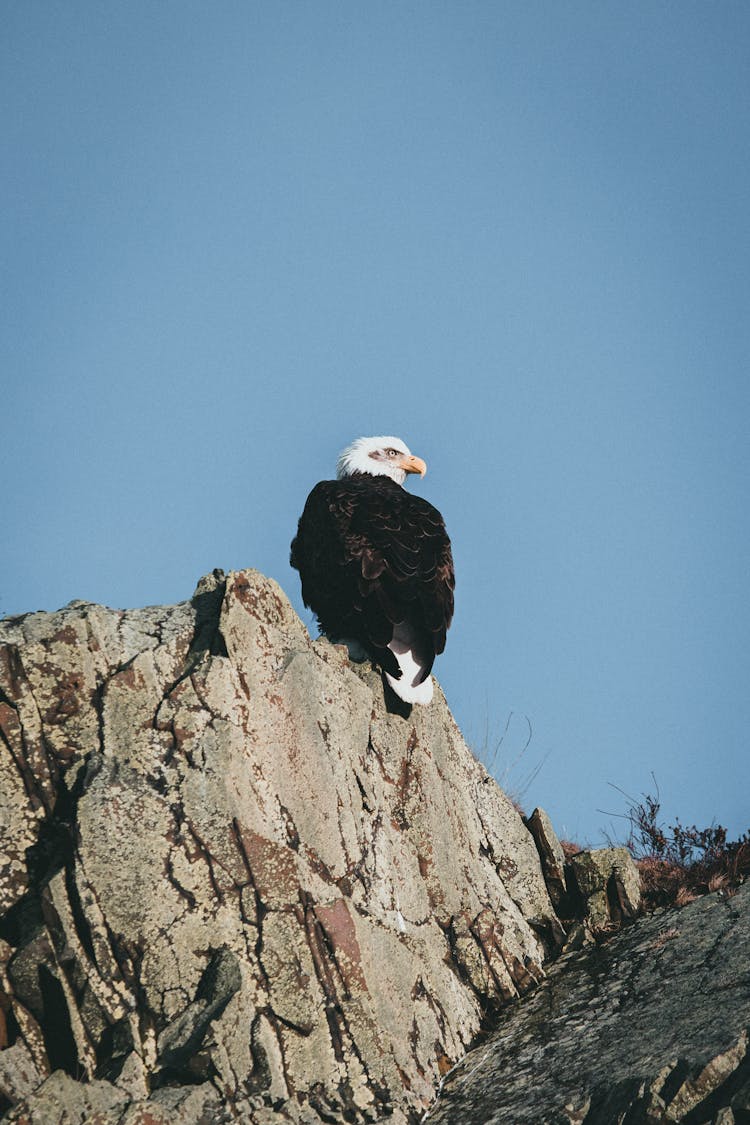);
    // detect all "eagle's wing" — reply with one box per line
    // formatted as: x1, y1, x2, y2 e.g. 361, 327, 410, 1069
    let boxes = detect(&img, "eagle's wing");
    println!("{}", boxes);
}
291, 478, 454, 684
350, 485, 454, 669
